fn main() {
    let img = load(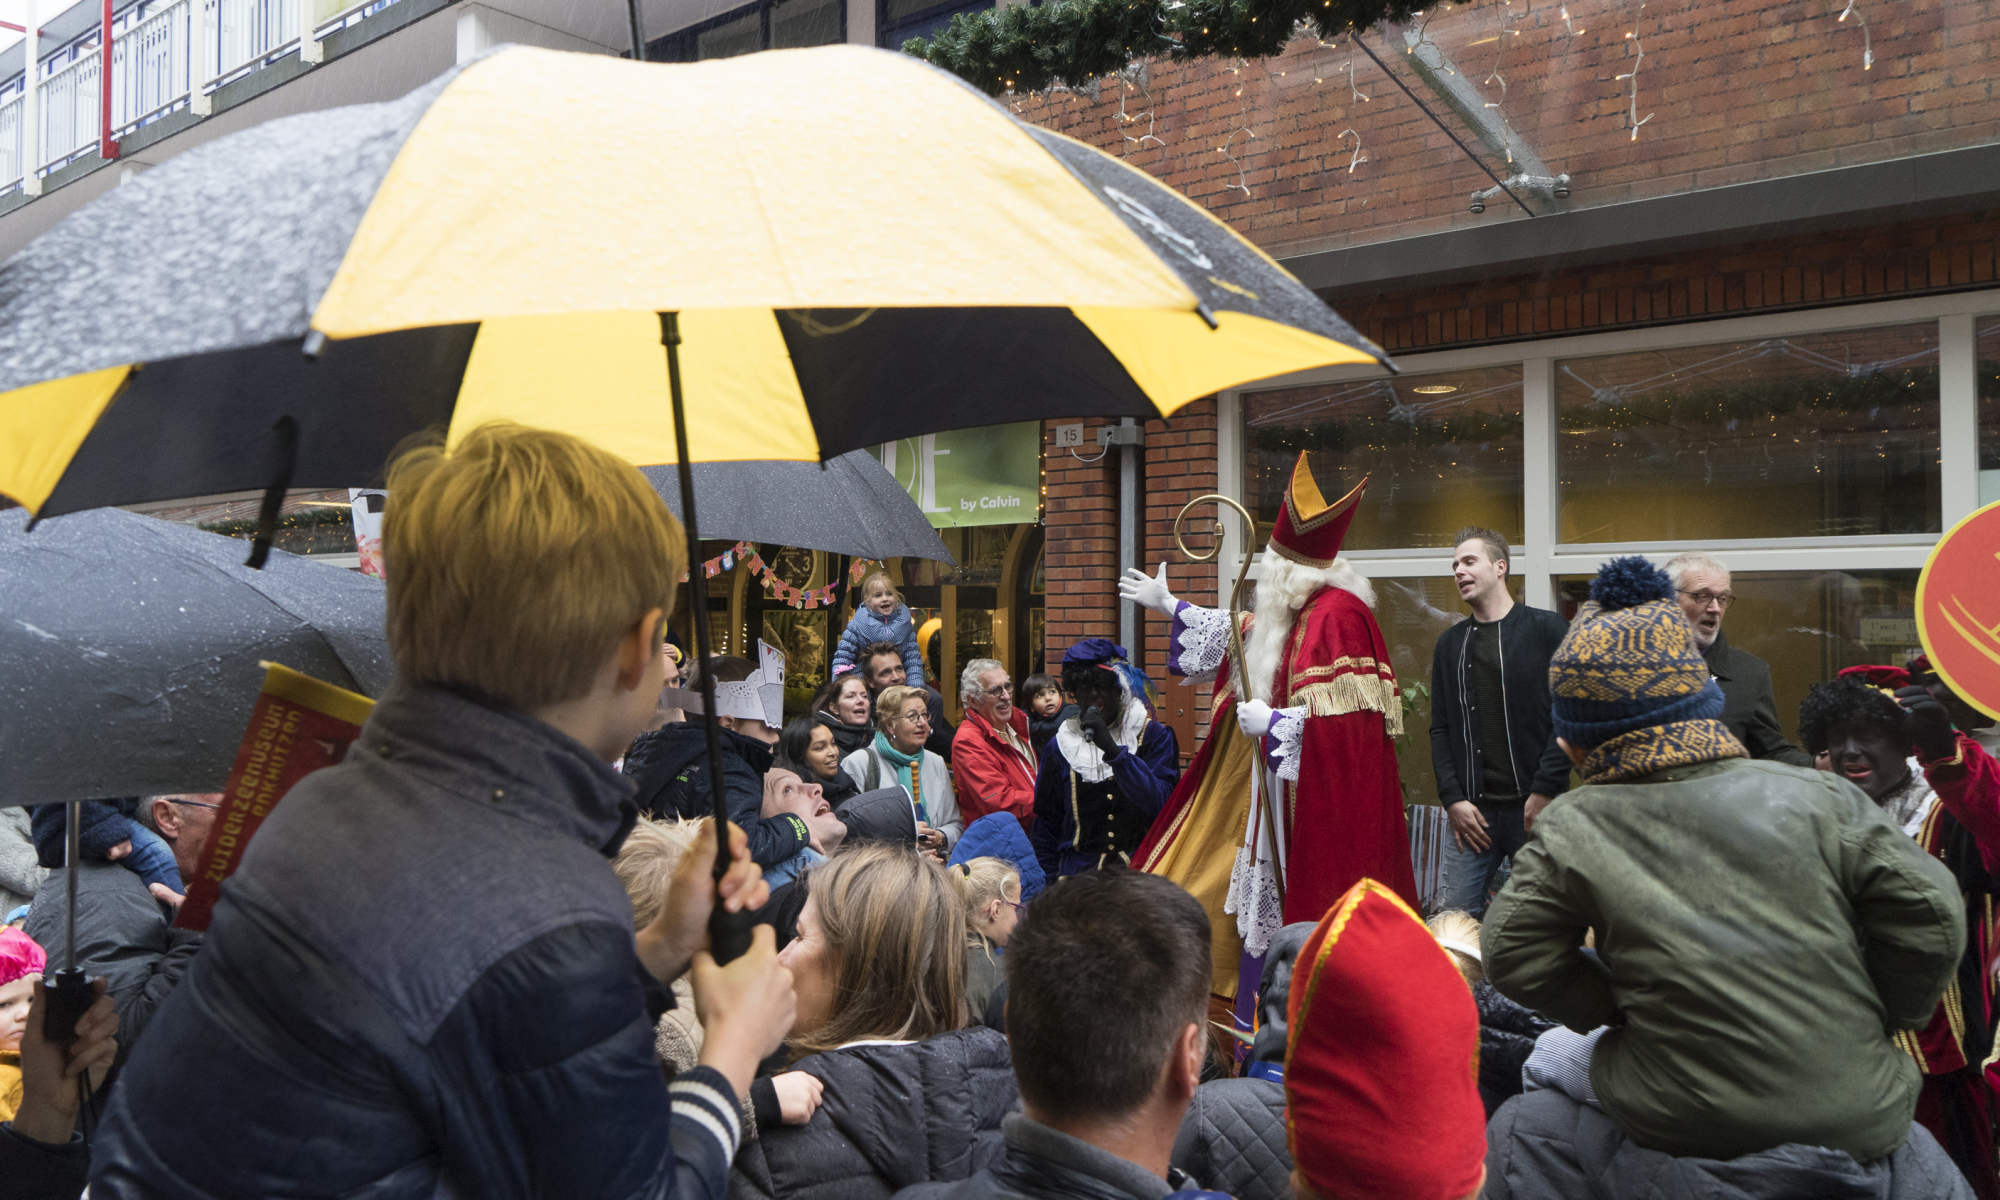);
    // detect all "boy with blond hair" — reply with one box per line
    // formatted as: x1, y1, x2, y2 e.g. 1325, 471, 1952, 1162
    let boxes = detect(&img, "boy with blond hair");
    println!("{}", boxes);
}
92, 423, 797, 1200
